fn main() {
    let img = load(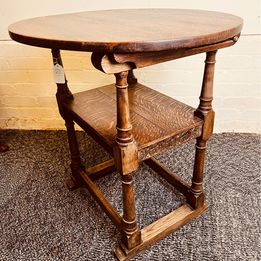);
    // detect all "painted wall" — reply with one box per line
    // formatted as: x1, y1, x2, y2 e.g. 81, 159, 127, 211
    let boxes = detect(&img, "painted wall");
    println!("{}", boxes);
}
0, 1, 260, 132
